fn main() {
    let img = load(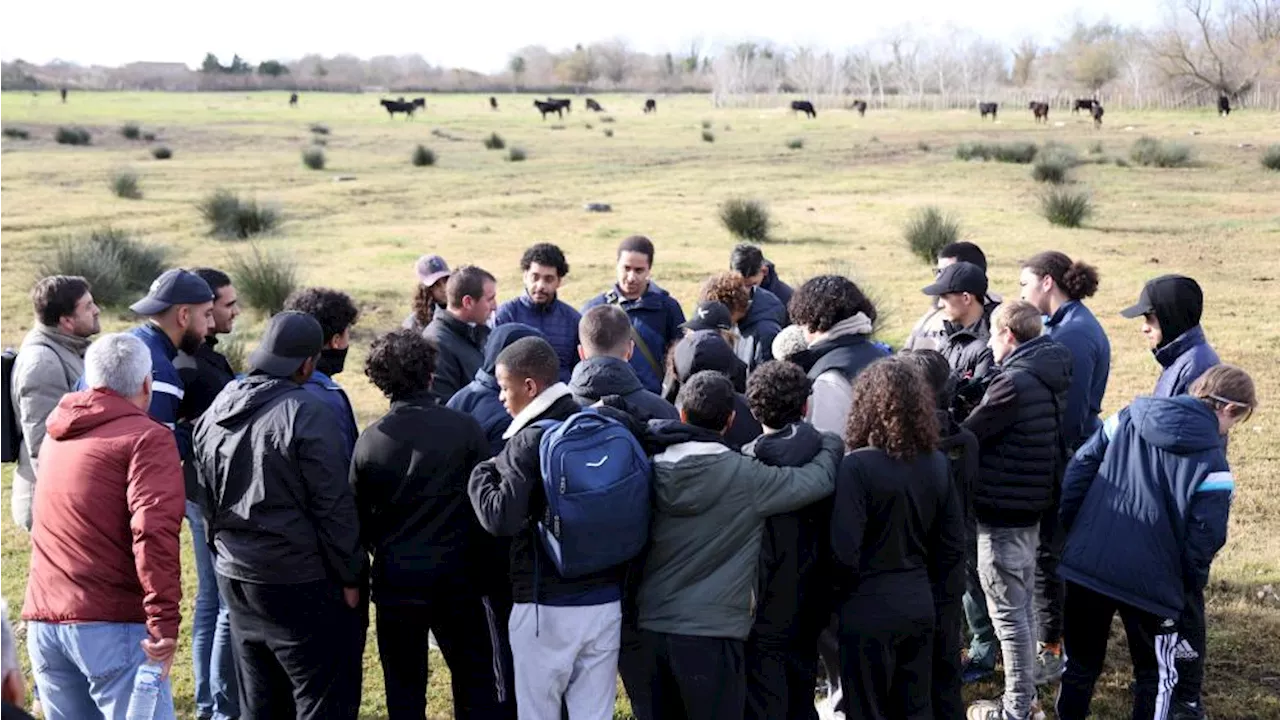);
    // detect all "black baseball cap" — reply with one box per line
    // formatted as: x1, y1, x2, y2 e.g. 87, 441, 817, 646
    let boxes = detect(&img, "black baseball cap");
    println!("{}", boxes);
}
129, 269, 215, 315
1120, 275, 1202, 319
674, 330, 738, 382
681, 301, 733, 332
249, 311, 324, 378
922, 261, 988, 298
